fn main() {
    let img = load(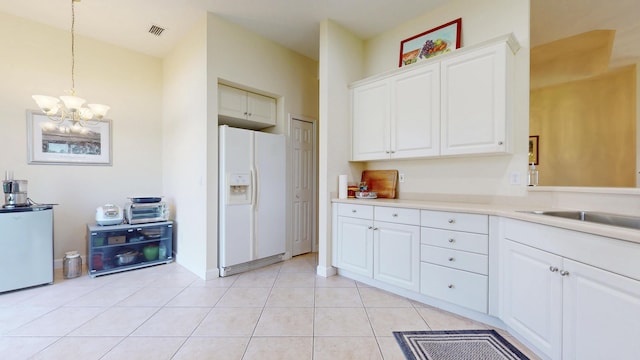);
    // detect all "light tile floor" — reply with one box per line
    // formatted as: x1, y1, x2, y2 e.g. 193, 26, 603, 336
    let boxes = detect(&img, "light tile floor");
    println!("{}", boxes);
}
0, 253, 540, 359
